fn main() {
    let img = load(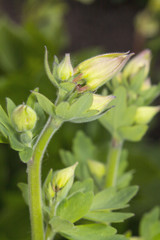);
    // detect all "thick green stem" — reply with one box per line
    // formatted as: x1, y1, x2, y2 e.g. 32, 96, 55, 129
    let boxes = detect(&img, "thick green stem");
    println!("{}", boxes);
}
27, 117, 62, 240
105, 137, 123, 188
